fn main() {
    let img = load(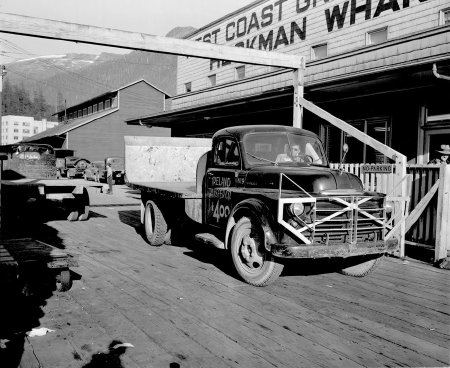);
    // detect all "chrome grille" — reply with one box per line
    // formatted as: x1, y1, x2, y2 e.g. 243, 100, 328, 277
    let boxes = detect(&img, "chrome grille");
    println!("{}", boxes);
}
309, 196, 385, 244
